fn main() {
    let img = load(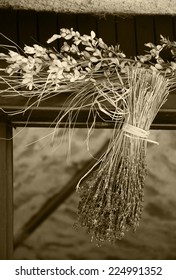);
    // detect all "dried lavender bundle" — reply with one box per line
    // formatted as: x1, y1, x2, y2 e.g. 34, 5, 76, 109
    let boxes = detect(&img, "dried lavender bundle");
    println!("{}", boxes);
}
77, 67, 170, 243
0, 30, 175, 244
